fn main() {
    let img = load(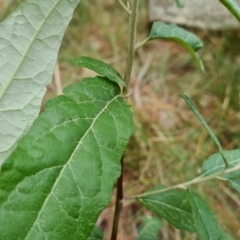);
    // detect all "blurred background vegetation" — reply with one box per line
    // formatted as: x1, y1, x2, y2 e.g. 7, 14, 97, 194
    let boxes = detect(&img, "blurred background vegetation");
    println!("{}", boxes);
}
1, 0, 240, 239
